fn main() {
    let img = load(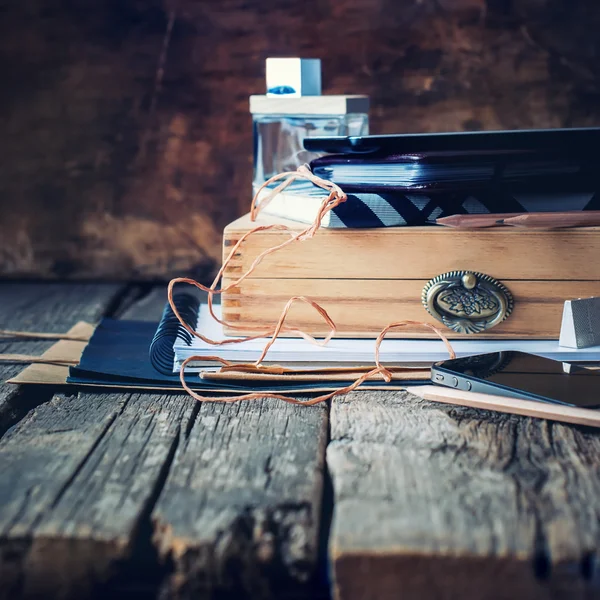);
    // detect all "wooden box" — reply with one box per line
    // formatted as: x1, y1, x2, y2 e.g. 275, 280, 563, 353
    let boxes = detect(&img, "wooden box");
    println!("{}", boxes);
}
222, 213, 600, 338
